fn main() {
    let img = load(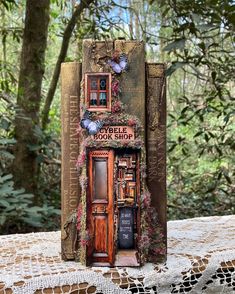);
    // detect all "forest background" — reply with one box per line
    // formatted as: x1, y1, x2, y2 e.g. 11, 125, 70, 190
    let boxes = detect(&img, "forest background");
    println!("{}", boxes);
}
0, 0, 234, 234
